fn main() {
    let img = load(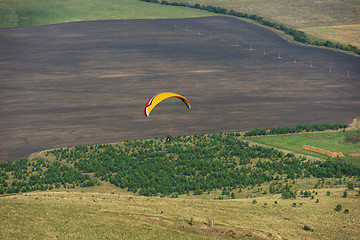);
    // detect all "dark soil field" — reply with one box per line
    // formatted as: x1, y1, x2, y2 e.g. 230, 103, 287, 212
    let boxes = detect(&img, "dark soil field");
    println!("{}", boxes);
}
1, 16, 359, 162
